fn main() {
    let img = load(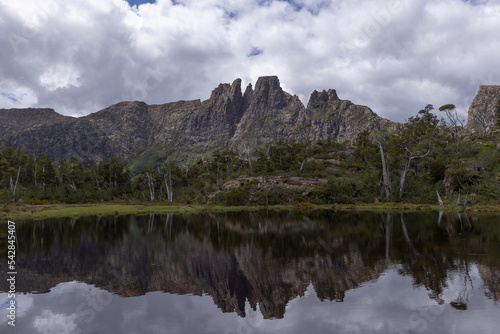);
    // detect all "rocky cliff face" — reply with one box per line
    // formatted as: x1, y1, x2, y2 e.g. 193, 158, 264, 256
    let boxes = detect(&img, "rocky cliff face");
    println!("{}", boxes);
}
0, 76, 398, 165
231, 76, 309, 145
306, 88, 396, 142
466, 85, 500, 132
